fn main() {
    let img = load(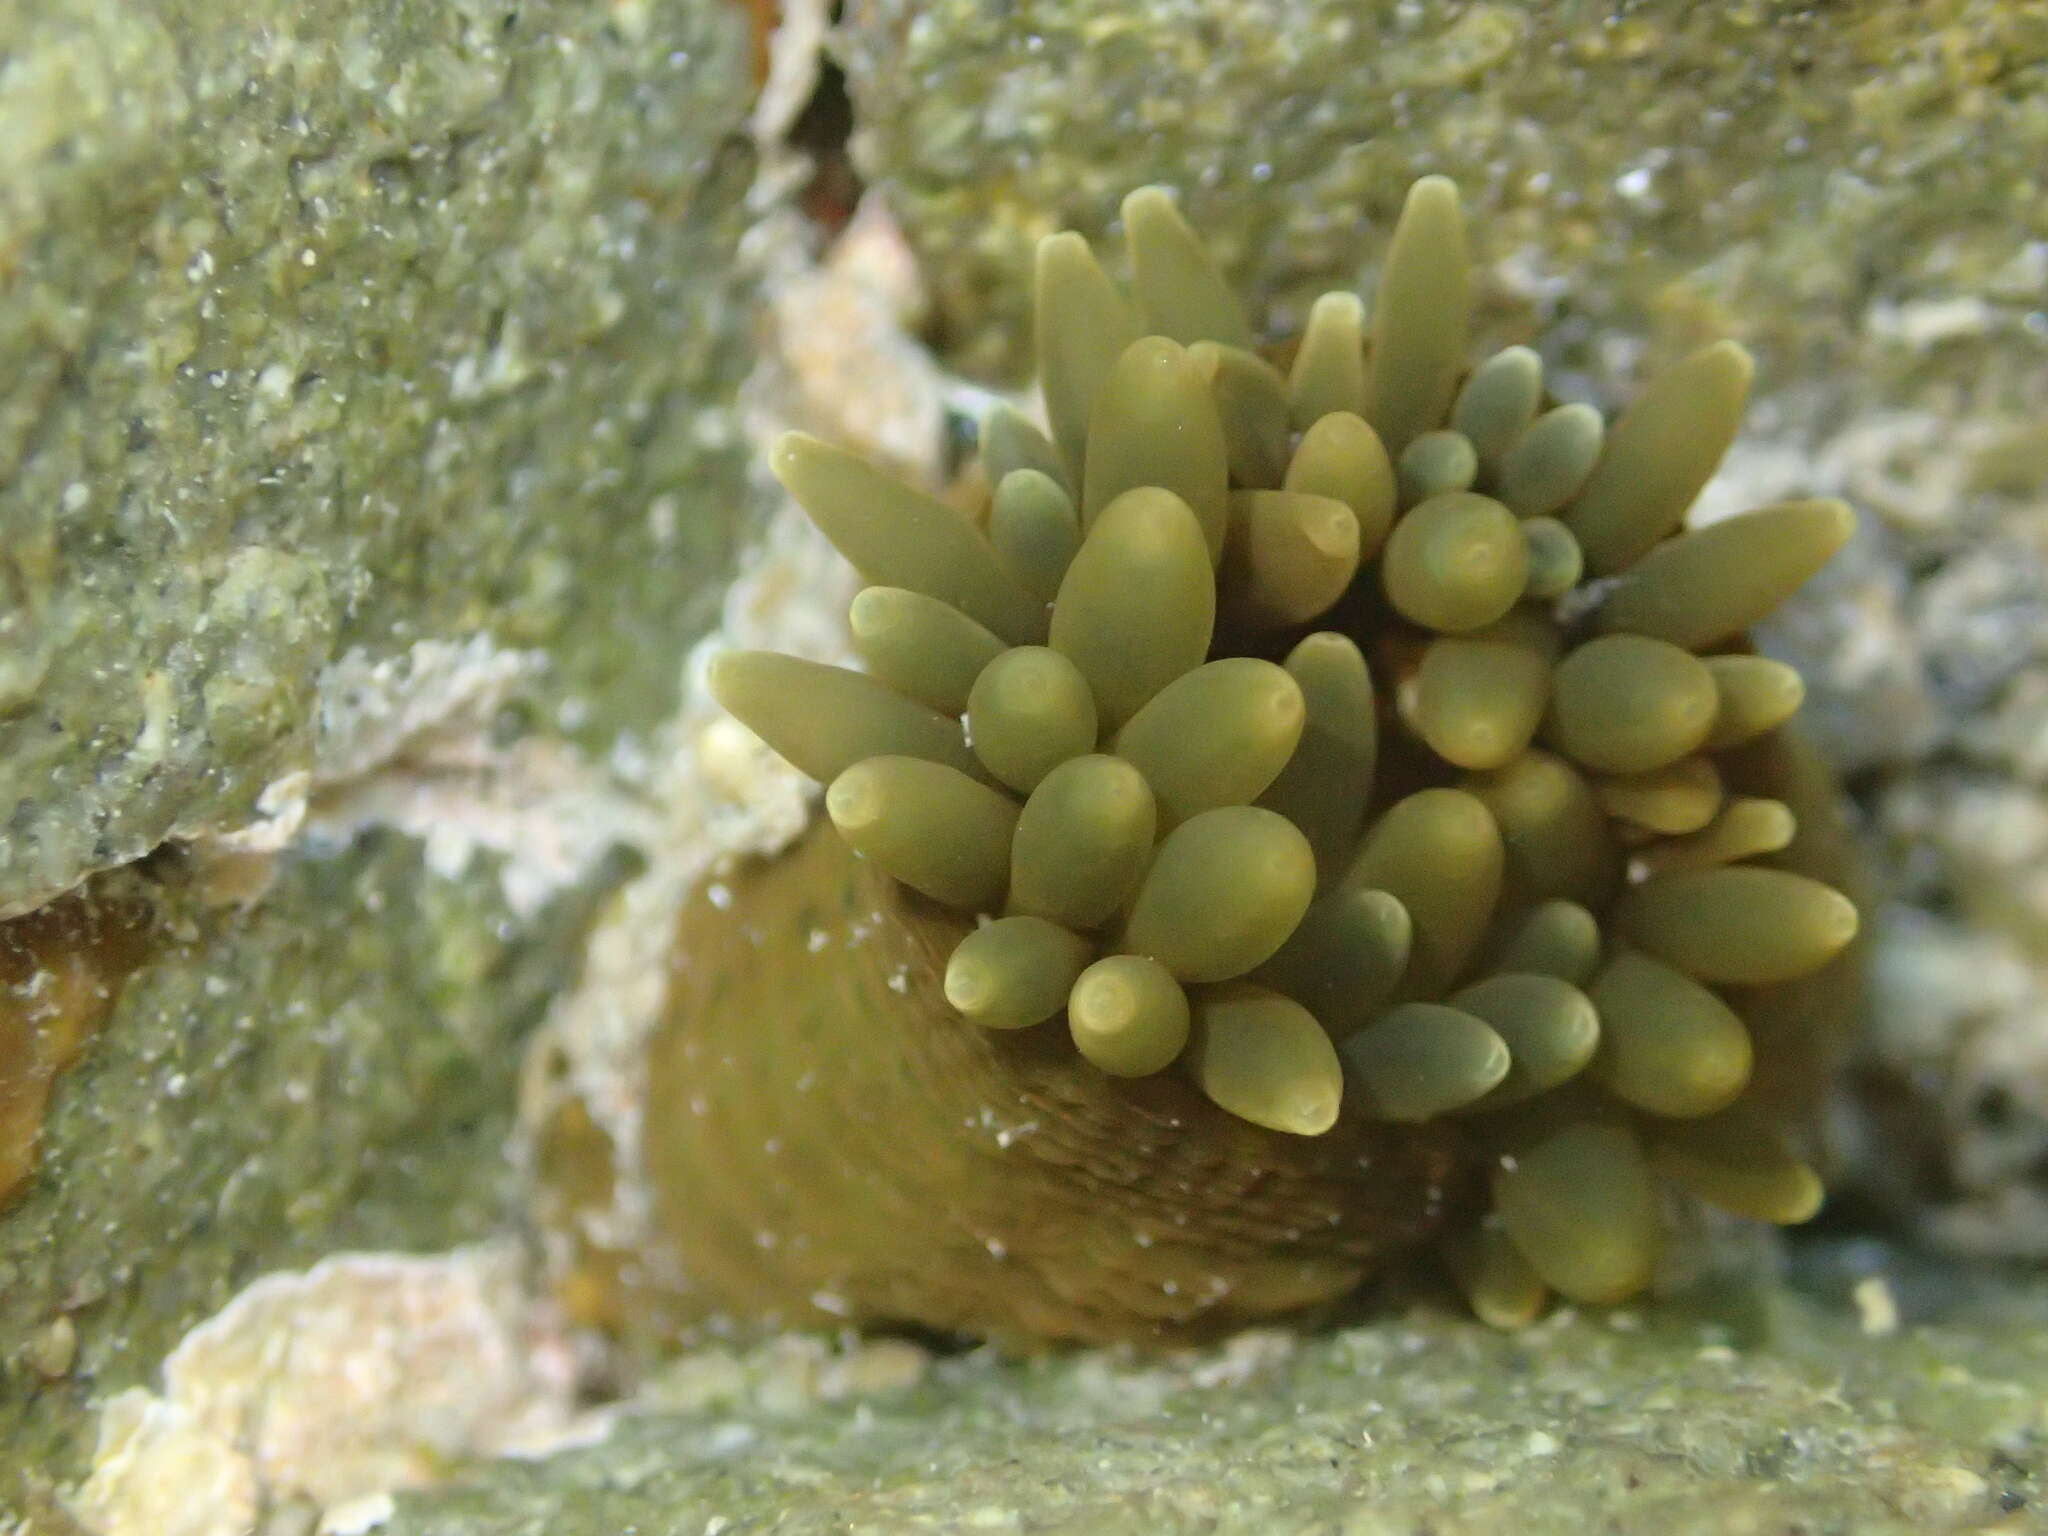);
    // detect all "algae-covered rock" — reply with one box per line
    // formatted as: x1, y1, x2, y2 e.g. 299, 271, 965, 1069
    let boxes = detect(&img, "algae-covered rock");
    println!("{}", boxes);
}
839, 0, 2045, 416
0, 835, 630, 1494
0, 0, 762, 1501
0, 0, 760, 918
380, 1253, 2045, 1535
